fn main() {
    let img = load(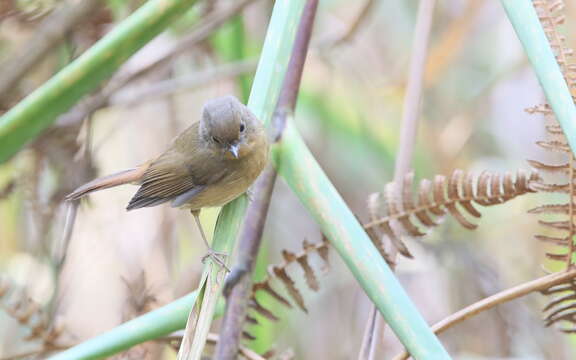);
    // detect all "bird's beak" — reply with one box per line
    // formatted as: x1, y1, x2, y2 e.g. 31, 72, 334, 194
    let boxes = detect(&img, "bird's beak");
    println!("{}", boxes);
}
228, 144, 239, 159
